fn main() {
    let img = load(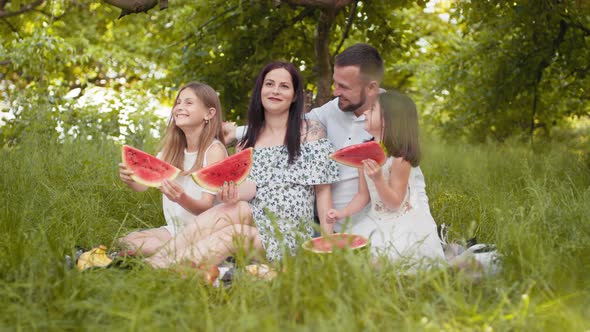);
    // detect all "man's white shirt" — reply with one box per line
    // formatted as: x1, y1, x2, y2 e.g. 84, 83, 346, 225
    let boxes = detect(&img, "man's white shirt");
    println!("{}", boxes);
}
236, 97, 431, 232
